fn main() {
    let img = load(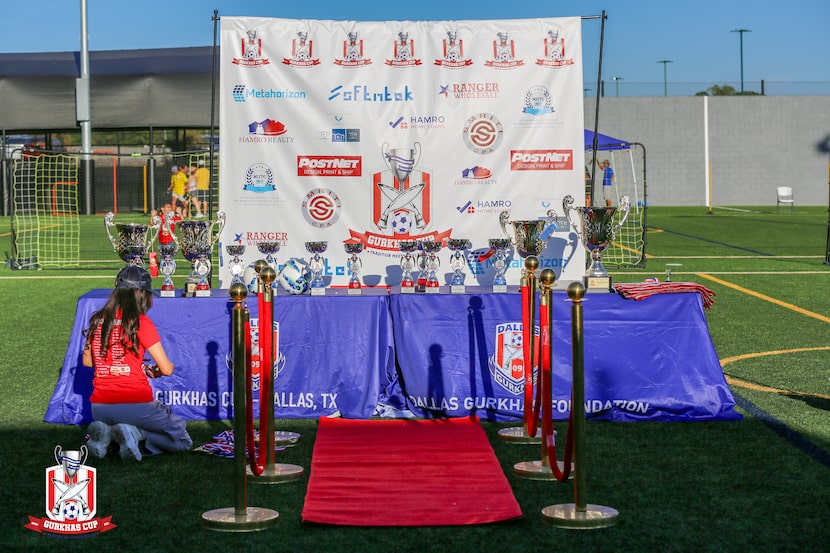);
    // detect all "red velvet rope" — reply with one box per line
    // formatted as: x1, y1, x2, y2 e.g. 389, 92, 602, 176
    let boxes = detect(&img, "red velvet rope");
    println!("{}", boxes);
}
539, 298, 574, 482
256, 289, 273, 472
244, 318, 263, 476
